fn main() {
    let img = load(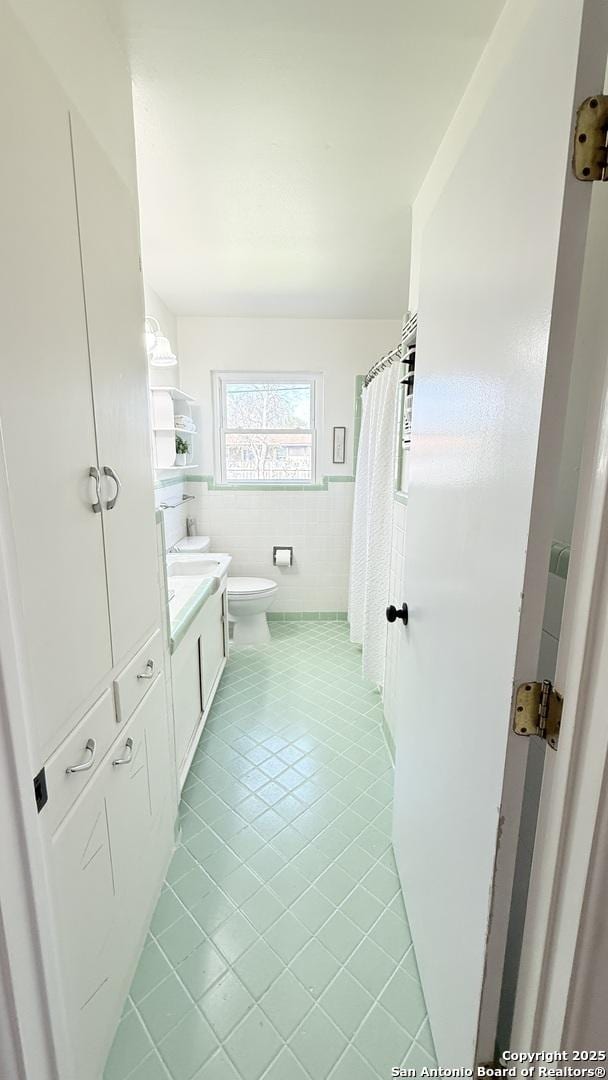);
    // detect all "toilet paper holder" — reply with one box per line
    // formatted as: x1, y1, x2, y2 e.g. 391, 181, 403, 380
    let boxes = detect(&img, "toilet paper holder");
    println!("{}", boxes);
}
273, 546, 293, 567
